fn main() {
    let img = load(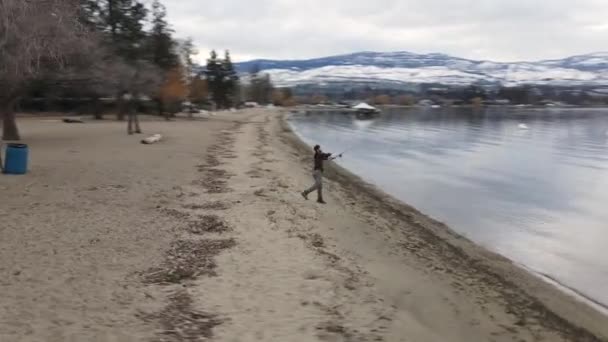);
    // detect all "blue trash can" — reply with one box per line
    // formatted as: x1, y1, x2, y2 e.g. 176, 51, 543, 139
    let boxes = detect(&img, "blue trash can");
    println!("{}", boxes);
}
3, 143, 29, 175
